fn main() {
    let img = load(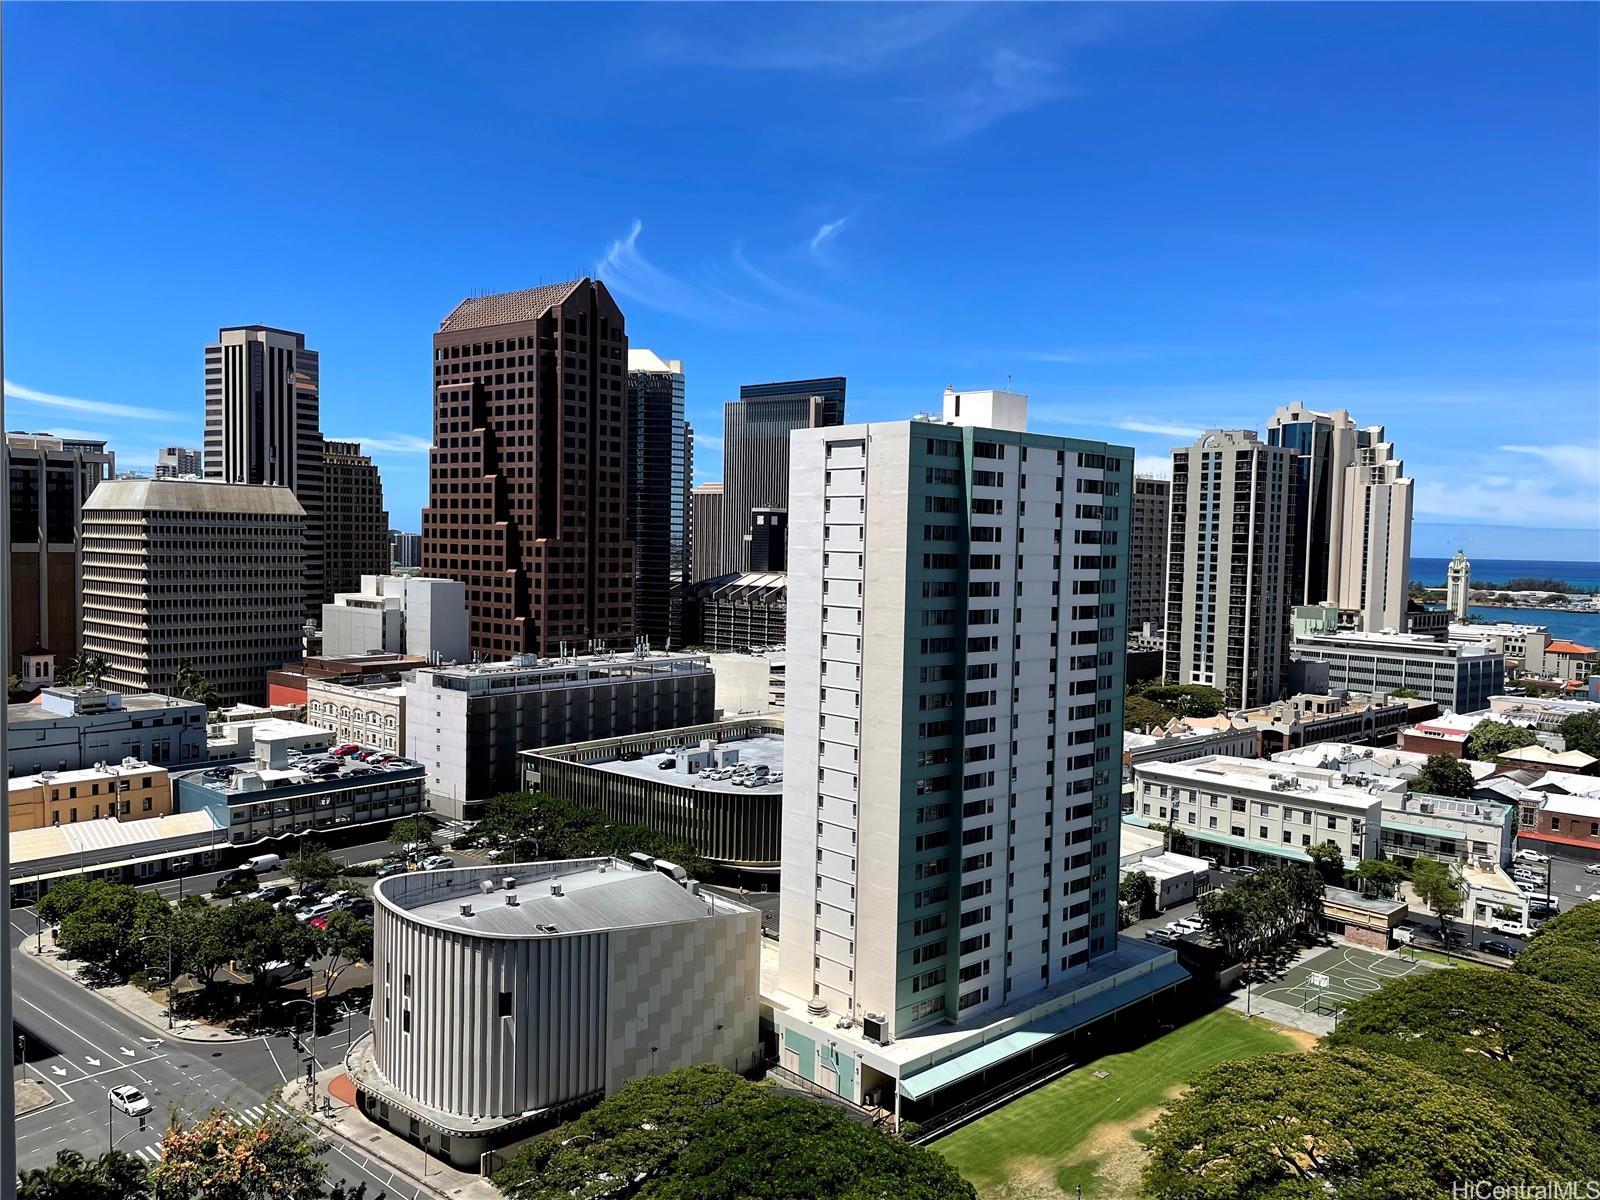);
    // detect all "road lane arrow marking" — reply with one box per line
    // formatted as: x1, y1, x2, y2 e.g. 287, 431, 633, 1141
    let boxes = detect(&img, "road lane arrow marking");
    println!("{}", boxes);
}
120, 1047, 137, 1057
84, 1057, 101, 1066
50, 1066, 67, 1077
